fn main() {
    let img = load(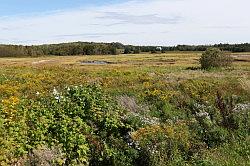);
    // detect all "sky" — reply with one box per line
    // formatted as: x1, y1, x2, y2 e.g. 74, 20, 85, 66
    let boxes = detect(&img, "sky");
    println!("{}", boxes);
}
0, 0, 249, 46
